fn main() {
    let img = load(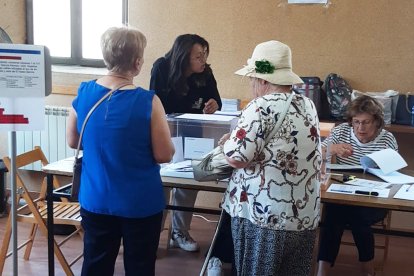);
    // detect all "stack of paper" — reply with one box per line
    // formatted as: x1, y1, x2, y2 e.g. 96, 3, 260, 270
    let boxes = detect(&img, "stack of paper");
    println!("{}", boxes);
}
327, 183, 390, 198
360, 149, 414, 184
160, 160, 194, 179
